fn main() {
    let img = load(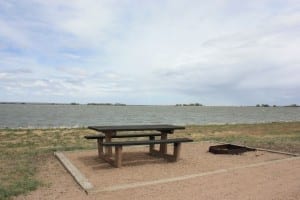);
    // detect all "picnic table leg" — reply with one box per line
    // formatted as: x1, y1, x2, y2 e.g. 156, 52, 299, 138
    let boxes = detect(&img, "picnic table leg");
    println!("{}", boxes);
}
104, 131, 115, 157
115, 146, 123, 168
149, 135, 155, 153
97, 138, 104, 158
173, 142, 181, 161
160, 131, 168, 154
